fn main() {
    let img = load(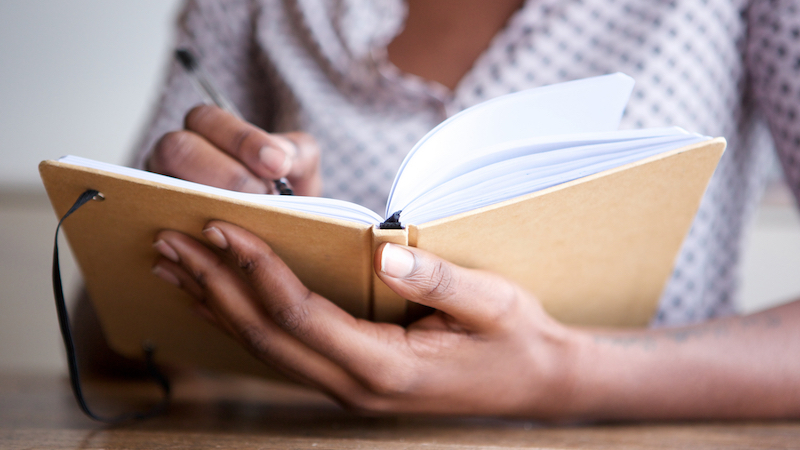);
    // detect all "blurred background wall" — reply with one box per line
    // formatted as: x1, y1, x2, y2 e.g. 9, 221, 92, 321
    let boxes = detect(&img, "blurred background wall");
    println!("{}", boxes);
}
0, 0, 183, 374
0, 0, 799, 375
